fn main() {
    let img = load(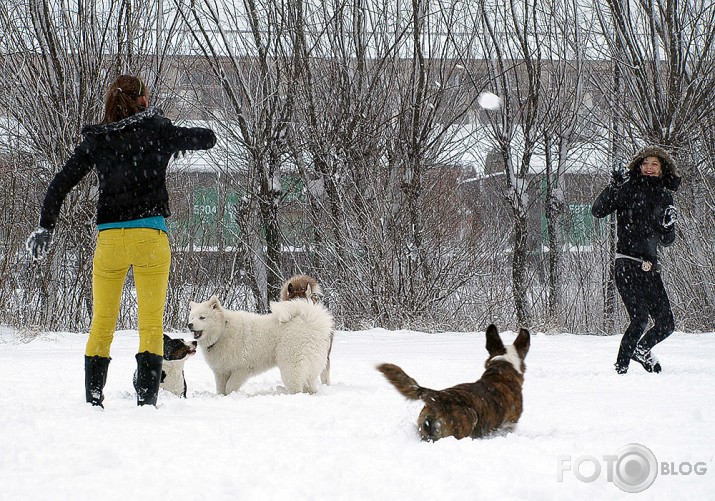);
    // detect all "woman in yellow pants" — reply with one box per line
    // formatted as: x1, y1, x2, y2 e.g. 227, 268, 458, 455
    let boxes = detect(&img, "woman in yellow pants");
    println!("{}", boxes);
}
27, 75, 216, 407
